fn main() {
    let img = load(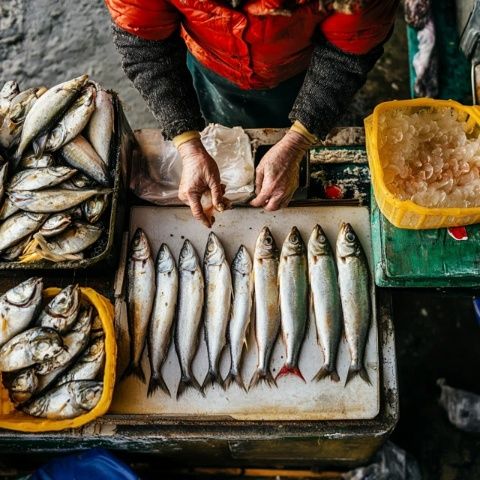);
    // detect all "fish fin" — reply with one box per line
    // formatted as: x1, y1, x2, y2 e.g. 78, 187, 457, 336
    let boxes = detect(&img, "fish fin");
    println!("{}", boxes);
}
312, 365, 340, 383
147, 374, 170, 397
224, 370, 247, 392
176, 374, 204, 400
33, 133, 48, 158
276, 364, 306, 383
201, 369, 225, 393
345, 365, 371, 387
248, 368, 277, 390
121, 361, 146, 384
